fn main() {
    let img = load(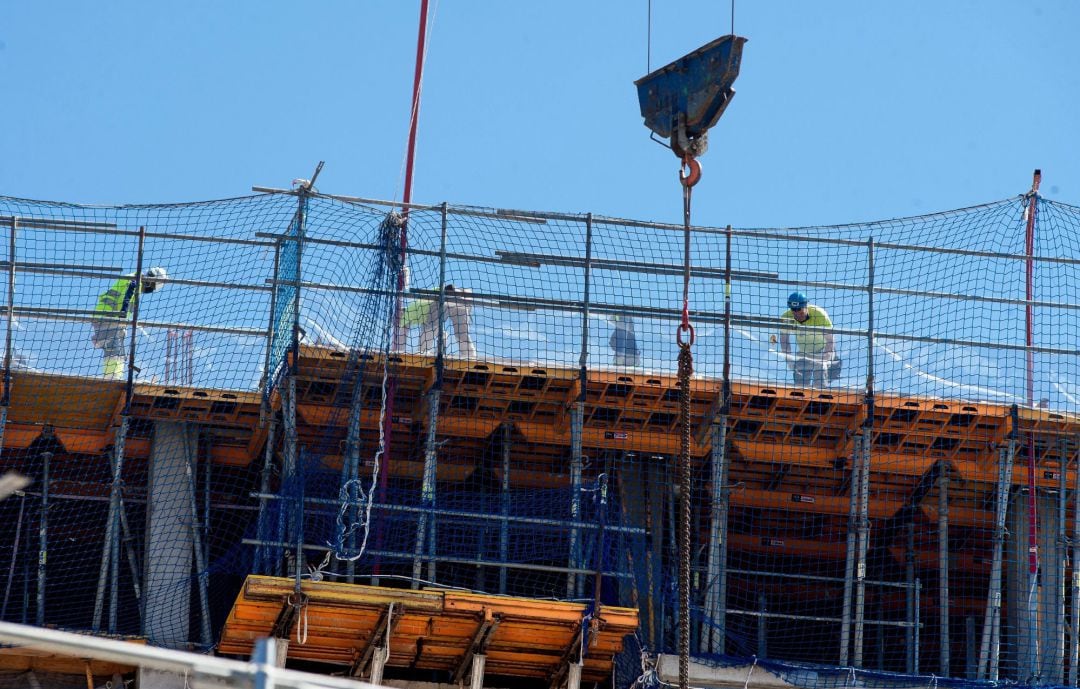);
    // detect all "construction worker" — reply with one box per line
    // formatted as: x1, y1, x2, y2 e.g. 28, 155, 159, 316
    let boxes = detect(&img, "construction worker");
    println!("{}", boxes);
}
91, 267, 168, 379
779, 291, 840, 387
609, 314, 641, 367
395, 284, 476, 358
